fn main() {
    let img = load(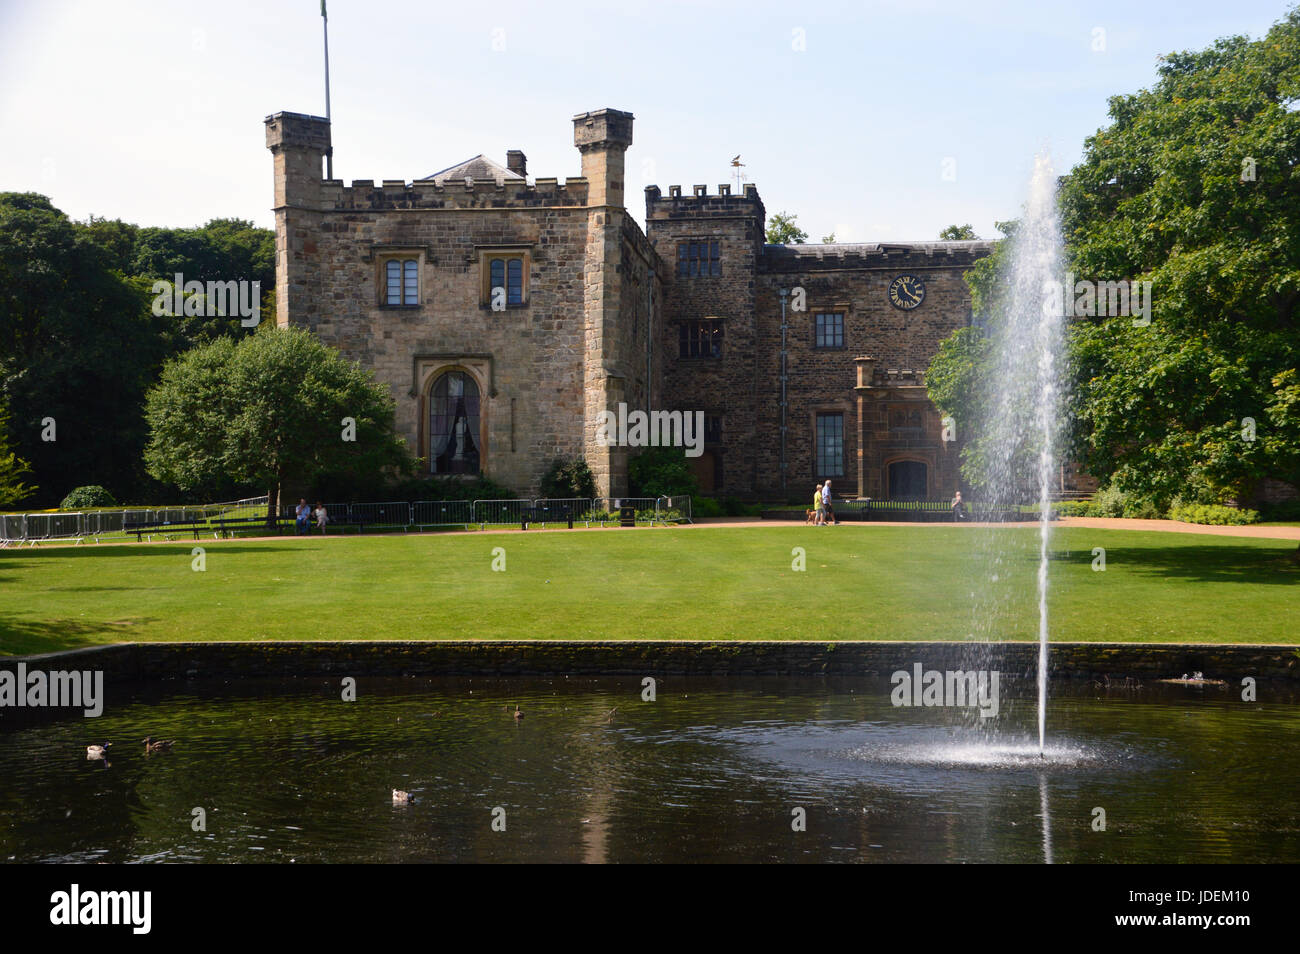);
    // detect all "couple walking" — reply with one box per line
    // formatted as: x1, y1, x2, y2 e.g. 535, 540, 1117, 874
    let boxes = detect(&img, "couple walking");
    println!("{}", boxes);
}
813, 479, 835, 525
